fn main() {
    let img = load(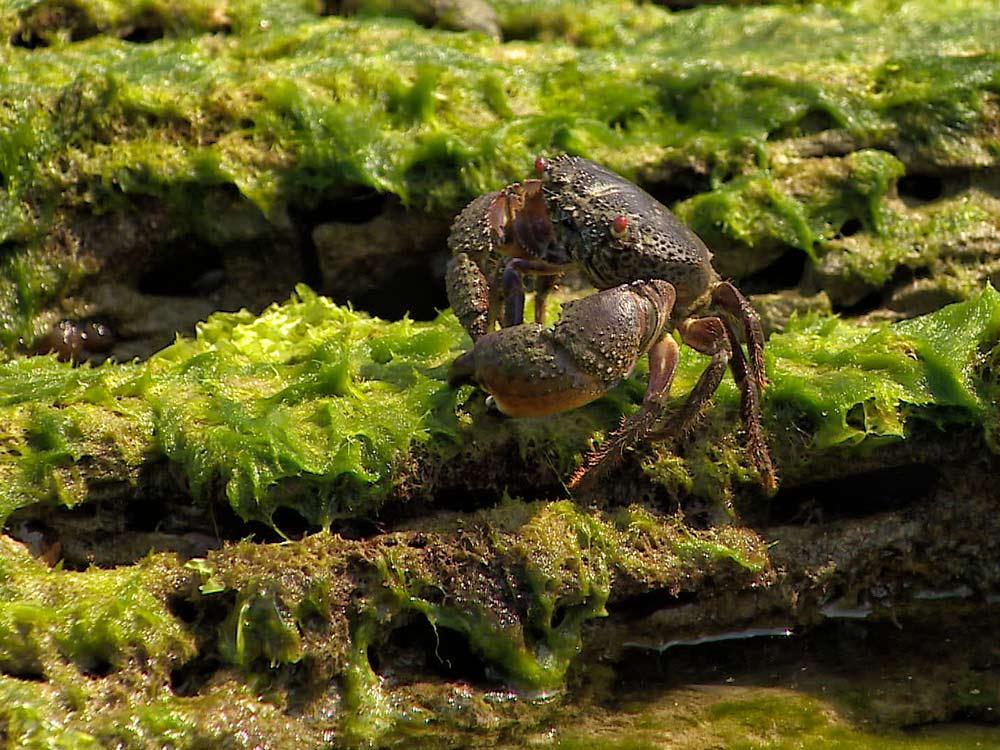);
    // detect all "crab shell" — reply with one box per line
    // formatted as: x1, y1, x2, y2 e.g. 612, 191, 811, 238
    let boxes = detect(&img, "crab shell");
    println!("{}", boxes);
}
536, 155, 718, 319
